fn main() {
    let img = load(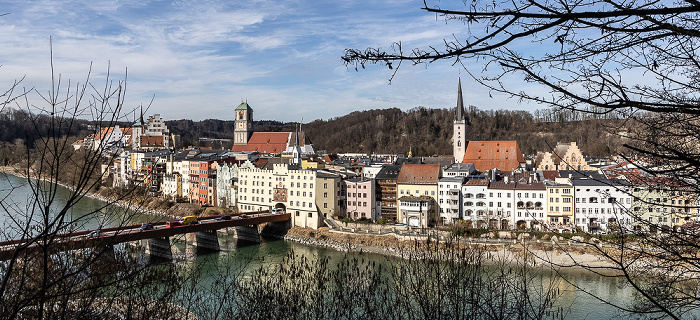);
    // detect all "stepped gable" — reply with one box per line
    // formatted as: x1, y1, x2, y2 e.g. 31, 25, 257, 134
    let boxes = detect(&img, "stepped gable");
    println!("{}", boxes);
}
462, 140, 525, 171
